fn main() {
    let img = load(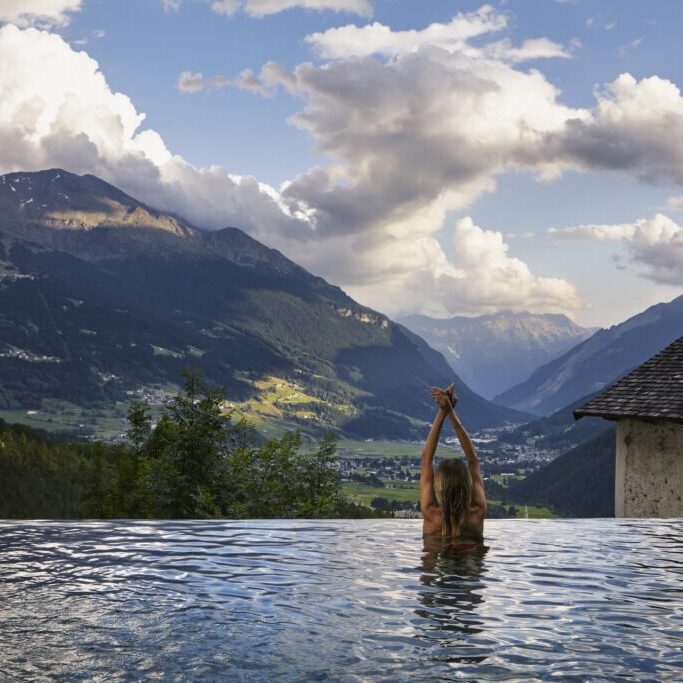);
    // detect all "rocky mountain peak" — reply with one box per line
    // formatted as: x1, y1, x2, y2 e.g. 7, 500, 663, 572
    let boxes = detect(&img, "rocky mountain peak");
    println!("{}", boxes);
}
0, 169, 196, 240
399, 311, 596, 399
